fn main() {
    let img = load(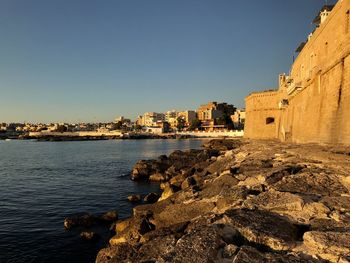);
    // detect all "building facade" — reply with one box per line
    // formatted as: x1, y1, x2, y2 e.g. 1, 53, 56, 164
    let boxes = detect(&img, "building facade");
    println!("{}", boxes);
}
244, 0, 350, 144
